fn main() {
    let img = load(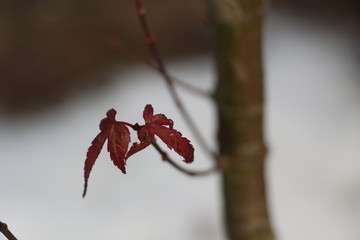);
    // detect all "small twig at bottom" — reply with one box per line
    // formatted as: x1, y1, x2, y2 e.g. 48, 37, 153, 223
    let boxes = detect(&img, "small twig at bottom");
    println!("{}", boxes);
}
152, 142, 216, 176
0, 221, 17, 240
